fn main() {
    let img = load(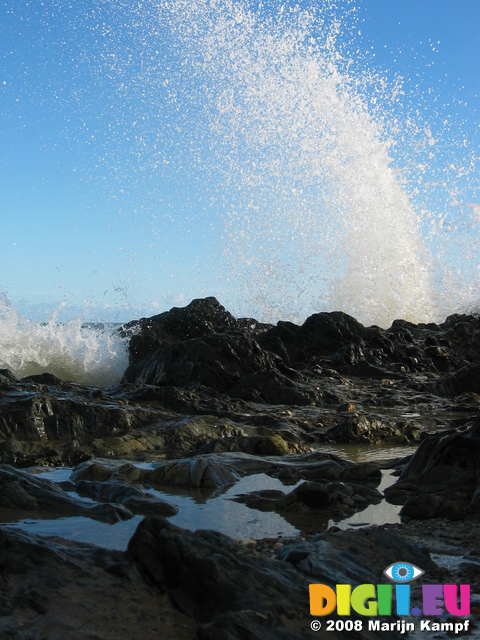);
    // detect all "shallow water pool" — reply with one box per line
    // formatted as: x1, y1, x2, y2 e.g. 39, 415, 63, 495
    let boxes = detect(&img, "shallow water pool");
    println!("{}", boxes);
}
2, 448, 407, 550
